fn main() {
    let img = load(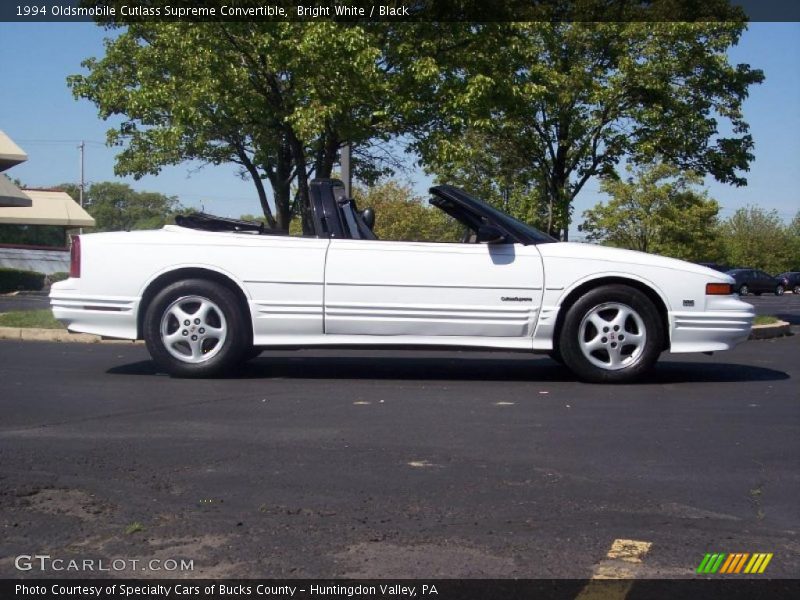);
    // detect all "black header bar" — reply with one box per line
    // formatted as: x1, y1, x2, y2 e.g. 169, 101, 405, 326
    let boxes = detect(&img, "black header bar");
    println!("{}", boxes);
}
1, 1, 799, 23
